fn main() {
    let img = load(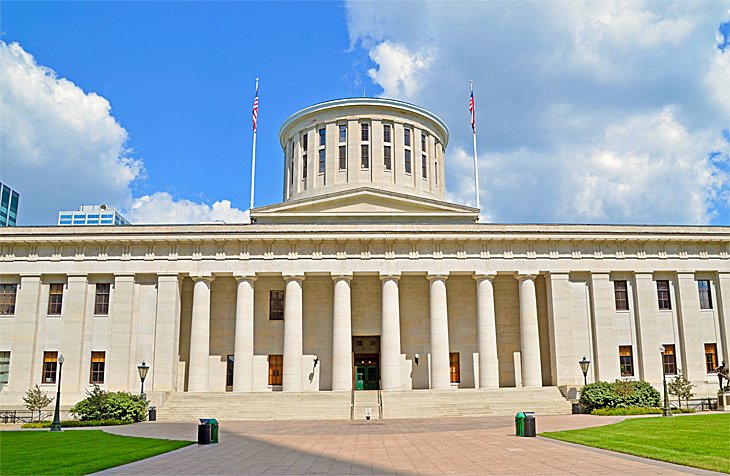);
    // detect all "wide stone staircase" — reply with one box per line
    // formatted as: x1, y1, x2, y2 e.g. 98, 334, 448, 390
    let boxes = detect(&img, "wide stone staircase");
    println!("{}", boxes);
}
156, 387, 571, 422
